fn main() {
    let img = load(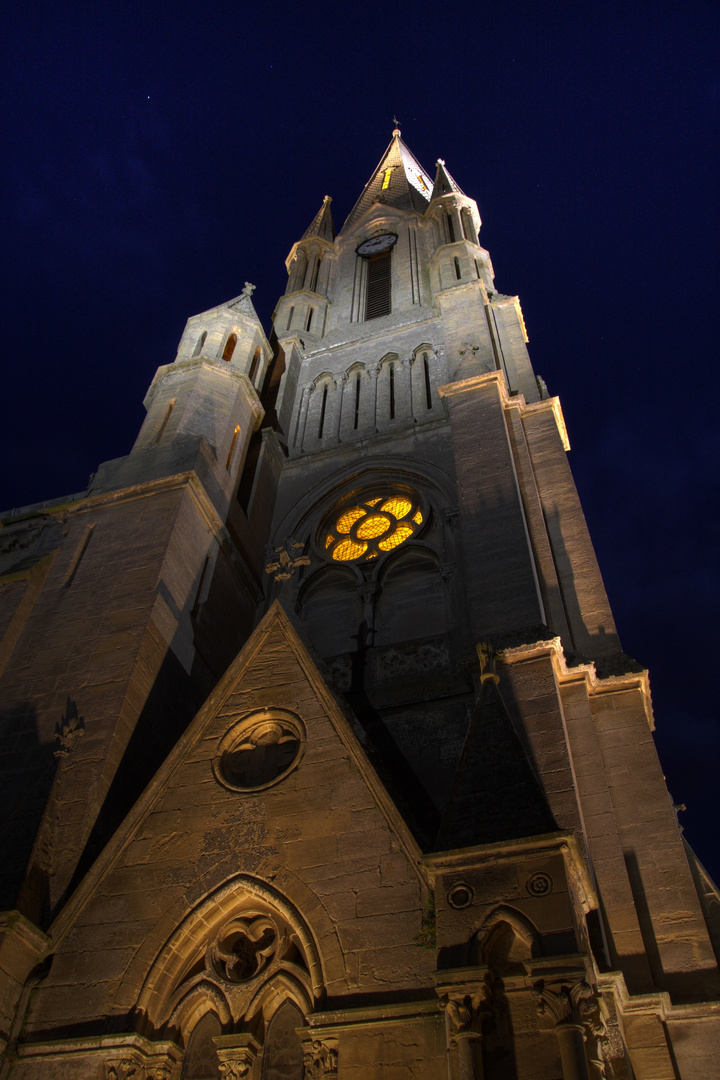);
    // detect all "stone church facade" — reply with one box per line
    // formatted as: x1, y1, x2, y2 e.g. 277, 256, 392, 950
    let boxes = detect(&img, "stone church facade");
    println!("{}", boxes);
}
1, 130, 718, 1078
